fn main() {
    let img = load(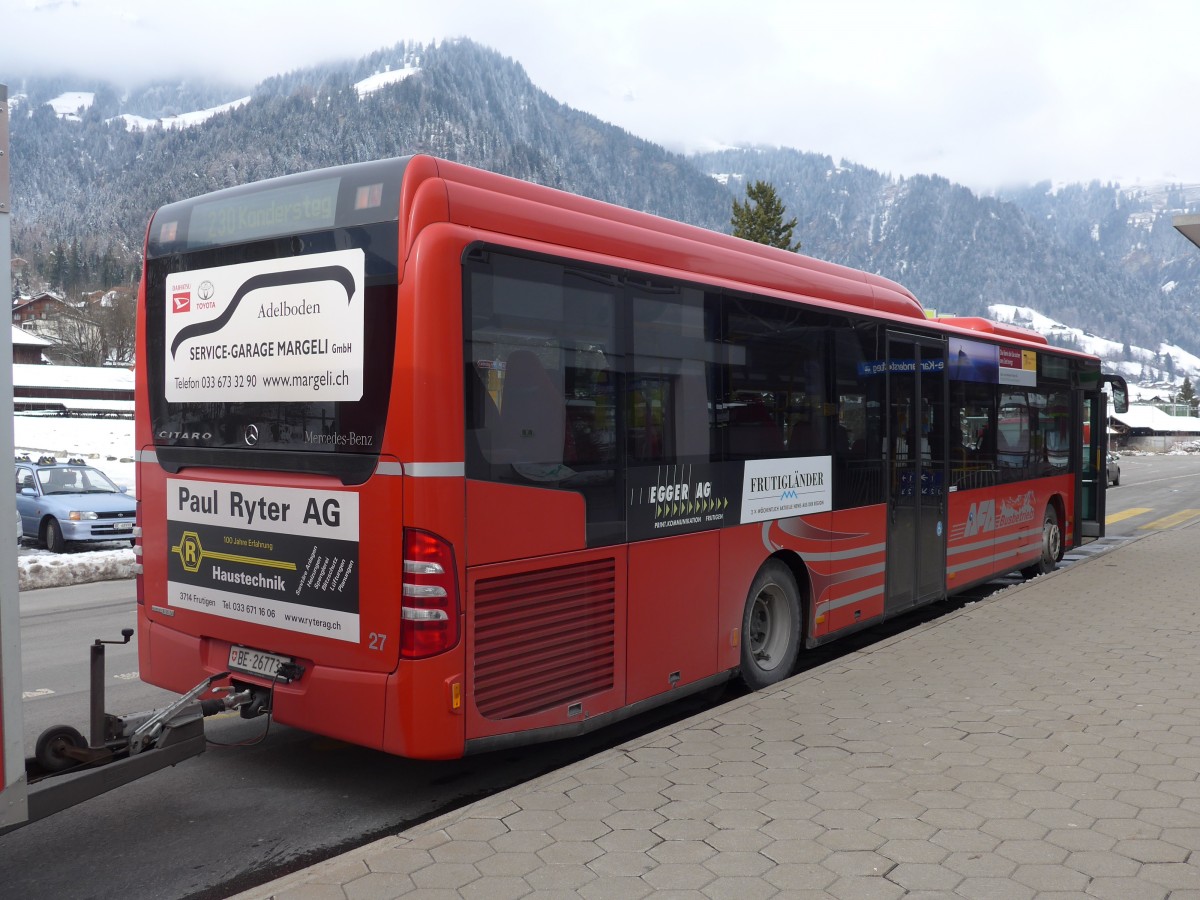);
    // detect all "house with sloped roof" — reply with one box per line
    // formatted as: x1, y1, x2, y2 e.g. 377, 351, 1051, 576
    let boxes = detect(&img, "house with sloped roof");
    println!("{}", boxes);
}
1111, 404, 1200, 451
10, 325, 53, 365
